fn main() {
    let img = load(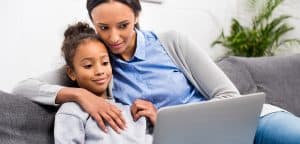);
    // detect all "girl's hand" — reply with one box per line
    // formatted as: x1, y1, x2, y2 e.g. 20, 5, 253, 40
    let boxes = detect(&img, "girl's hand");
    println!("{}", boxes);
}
75, 88, 126, 133
130, 99, 157, 125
